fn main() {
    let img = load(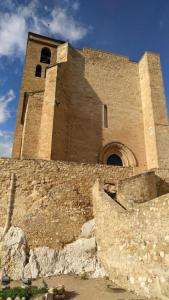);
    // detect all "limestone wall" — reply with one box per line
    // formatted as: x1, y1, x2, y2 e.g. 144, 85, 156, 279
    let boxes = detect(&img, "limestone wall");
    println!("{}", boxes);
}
12, 33, 63, 159
21, 91, 44, 159
12, 33, 169, 169
0, 159, 134, 249
53, 46, 147, 166
139, 52, 169, 169
38, 65, 58, 159
117, 171, 157, 206
37, 45, 149, 166
93, 180, 169, 299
